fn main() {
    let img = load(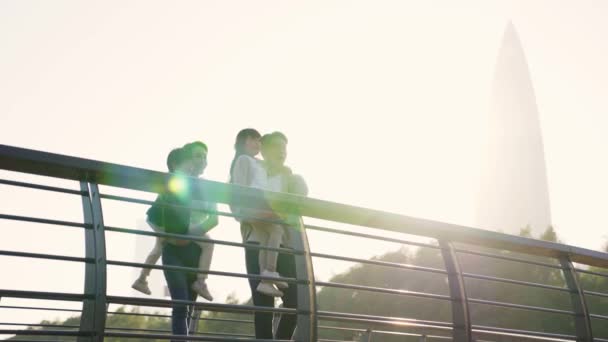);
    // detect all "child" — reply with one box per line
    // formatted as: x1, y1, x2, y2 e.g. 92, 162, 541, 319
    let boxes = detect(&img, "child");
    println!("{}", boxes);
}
132, 142, 217, 301
230, 130, 290, 297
